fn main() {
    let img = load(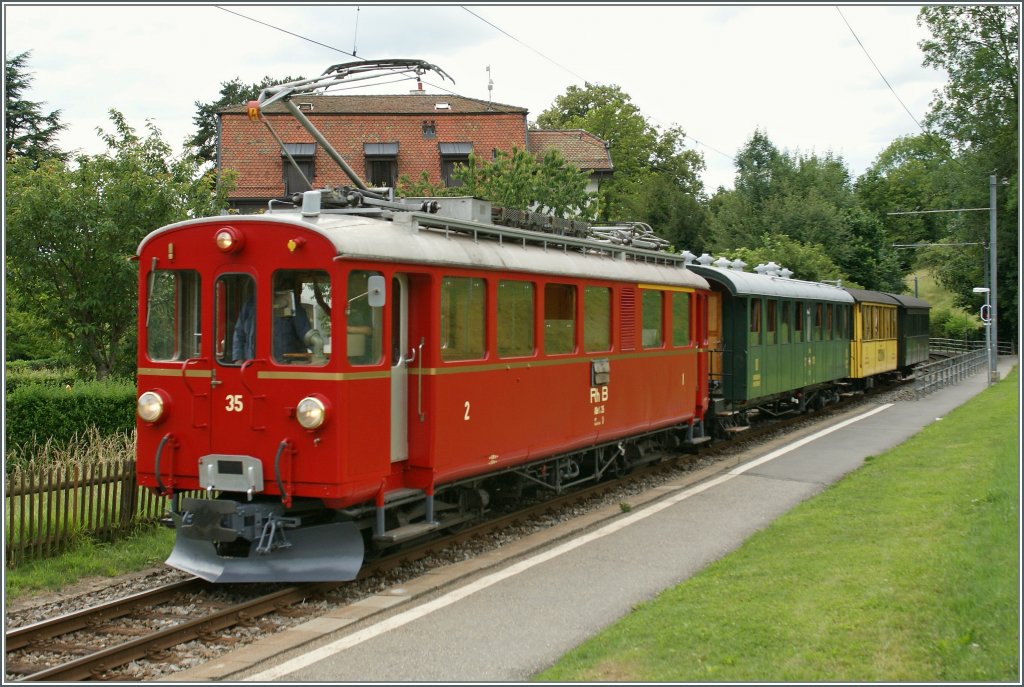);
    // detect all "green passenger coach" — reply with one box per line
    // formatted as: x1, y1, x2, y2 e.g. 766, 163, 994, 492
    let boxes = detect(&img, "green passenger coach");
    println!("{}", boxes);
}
689, 262, 855, 430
